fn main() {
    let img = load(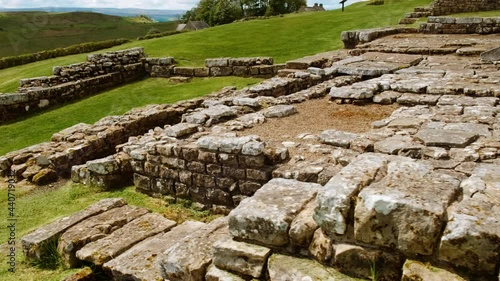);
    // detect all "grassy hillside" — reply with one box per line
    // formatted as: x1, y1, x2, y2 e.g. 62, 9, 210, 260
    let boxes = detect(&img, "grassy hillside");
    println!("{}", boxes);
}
0, 11, 176, 57
0, 0, 432, 93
